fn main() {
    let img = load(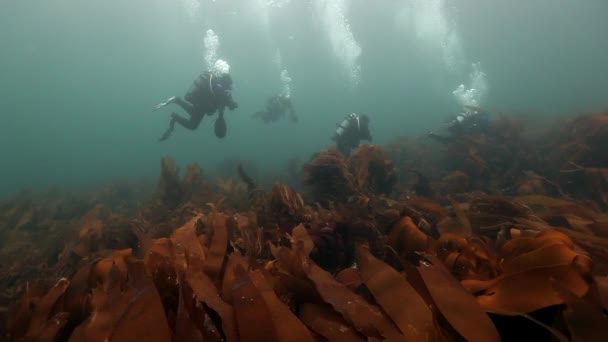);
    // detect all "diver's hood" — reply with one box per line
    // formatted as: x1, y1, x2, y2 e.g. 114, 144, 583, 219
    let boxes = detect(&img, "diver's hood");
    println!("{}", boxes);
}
211, 59, 230, 76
